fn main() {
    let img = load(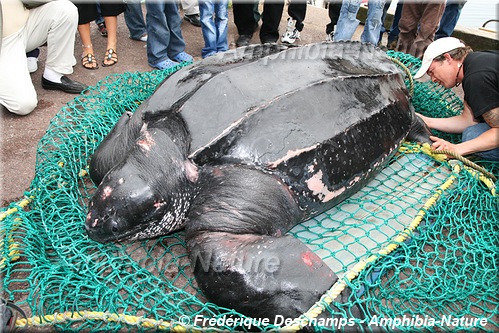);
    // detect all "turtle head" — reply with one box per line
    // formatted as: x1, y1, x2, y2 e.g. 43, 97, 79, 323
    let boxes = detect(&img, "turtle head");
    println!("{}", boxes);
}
85, 125, 198, 243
